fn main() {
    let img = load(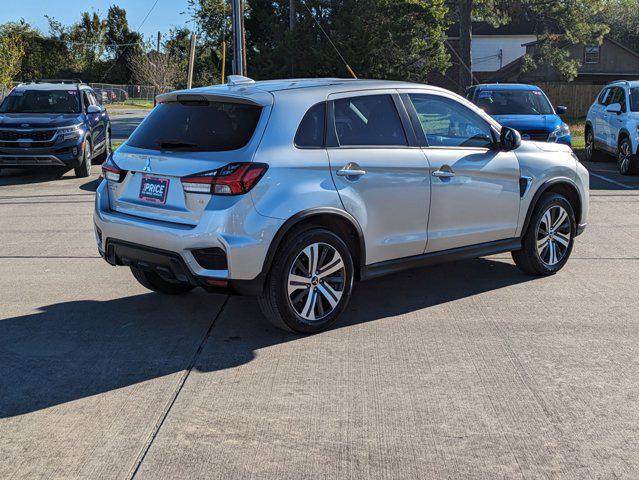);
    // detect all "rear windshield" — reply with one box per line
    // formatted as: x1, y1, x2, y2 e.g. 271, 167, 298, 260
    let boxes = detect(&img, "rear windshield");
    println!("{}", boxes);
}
0, 90, 81, 114
475, 89, 554, 115
127, 101, 262, 152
